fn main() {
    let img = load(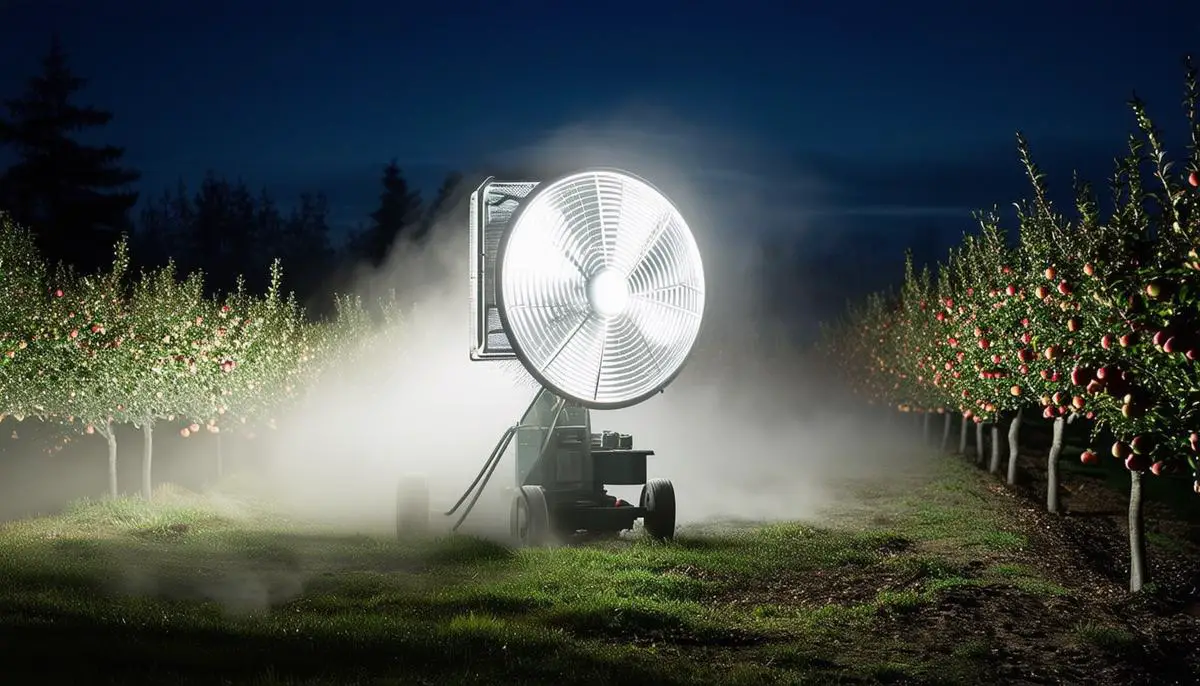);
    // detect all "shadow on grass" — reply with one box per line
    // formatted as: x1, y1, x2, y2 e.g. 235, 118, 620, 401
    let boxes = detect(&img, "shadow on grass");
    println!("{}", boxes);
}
0, 603, 704, 686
